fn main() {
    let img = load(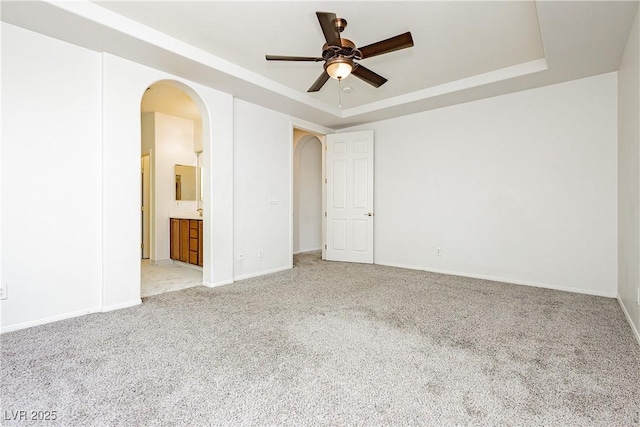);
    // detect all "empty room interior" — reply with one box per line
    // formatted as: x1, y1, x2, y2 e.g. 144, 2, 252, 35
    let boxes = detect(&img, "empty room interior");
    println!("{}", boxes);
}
1, 1, 640, 425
